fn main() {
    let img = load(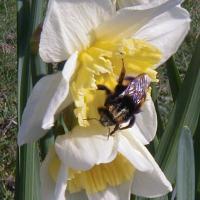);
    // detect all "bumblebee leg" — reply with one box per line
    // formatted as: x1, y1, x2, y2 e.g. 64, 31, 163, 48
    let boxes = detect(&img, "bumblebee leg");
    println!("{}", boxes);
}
118, 58, 126, 85
119, 116, 135, 131
97, 84, 112, 95
109, 124, 120, 136
83, 118, 99, 122
107, 127, 111, 140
